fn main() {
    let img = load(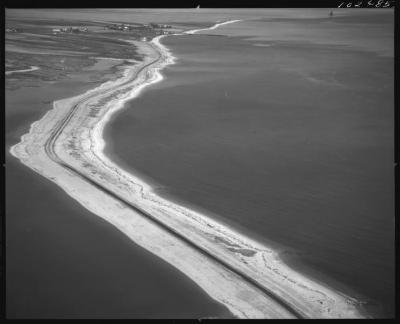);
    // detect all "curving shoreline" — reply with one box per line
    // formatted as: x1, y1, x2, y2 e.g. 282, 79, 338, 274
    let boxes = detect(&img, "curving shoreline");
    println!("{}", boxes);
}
10, 21, 366, 319
6, 65, 40, 75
